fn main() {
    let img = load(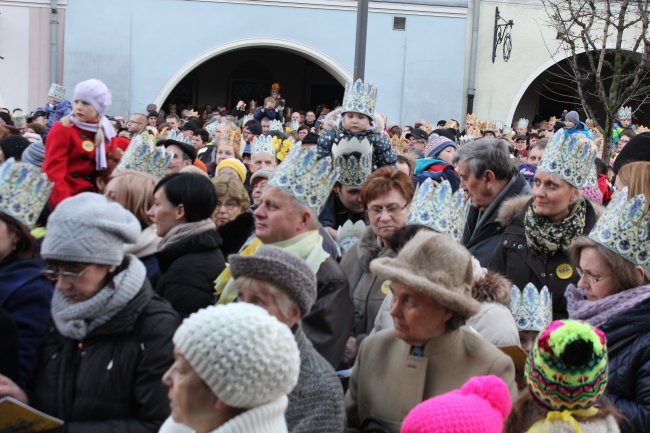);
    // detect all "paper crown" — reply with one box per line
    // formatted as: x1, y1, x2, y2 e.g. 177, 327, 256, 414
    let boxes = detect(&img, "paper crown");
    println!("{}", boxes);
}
165, 129, 192, 145
537, 132, 597, 189
589, 188, 649, 272
240, 114, 254, 125
48, 83, 66, 101
269, 120, 284, 132
289, 120, 300, 132
332, 136, 373, 187
219, 129, 242, 154
337, 220, 367, 256
617, 106, 632, 120
204, 121, 220, 137
0, 158, 53, 228
510, 283, 553, 332
459, 134, 475, 147
251, 134, 275, 156
341, 79, 377, 118
407, 179, 469, 242
116, 134, 172, 179
518, 118, 529, 129
390, 134, 405, 154
268, 145, 339, 215
465, 113, 478, 122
